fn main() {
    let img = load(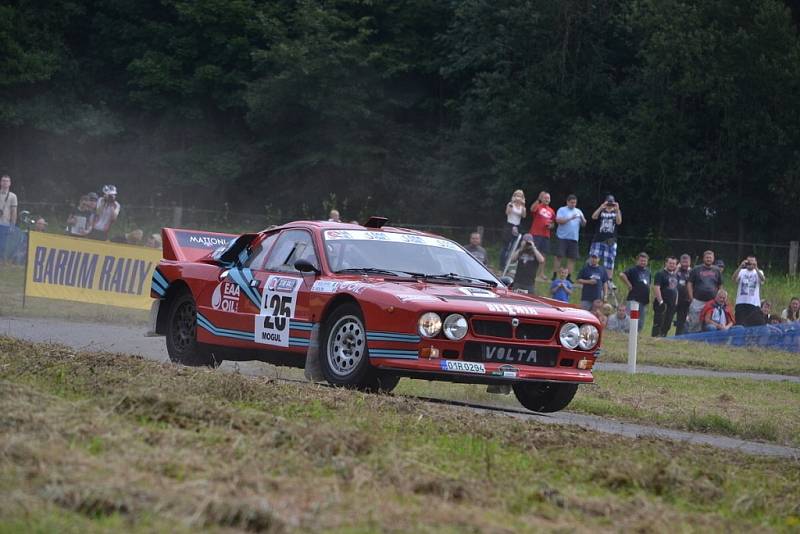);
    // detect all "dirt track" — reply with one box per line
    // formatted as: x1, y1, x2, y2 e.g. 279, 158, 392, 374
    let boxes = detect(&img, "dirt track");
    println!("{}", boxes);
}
2, 316, 798, 458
